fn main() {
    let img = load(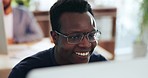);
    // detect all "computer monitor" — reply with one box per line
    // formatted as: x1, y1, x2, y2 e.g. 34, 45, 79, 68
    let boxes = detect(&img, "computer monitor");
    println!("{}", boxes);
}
27, 58, 148, 78
0, 1, 8, 55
